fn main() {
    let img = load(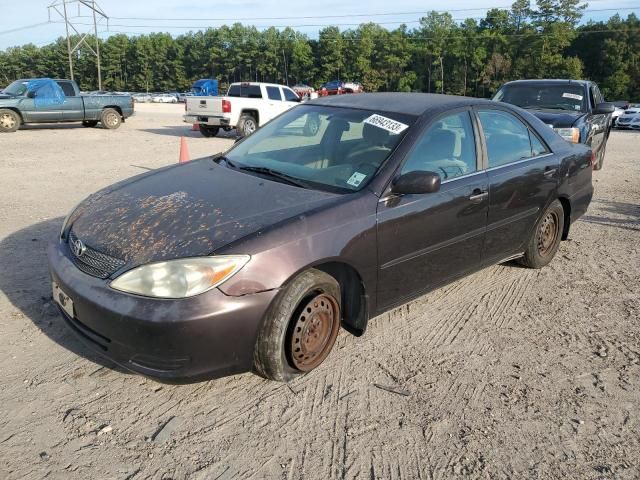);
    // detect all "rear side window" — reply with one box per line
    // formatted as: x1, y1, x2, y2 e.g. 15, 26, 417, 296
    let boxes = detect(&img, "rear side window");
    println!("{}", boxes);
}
56, 81, 76, 97
401, 111, 477, 181
227, 84, 263, 99
478, 110, 547, 168
266, 86, 281, 101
